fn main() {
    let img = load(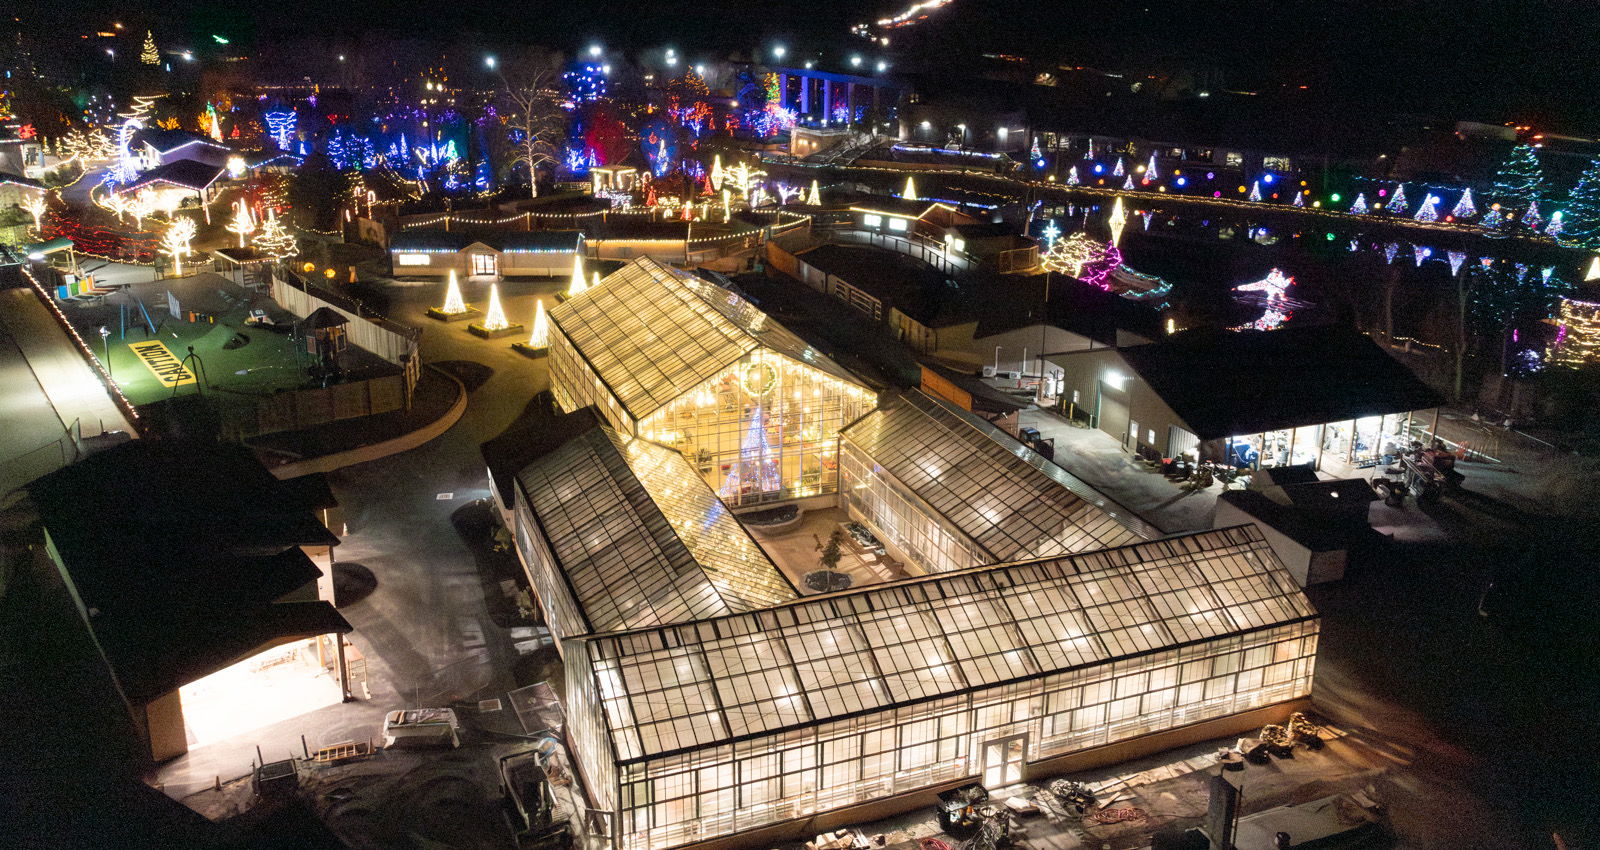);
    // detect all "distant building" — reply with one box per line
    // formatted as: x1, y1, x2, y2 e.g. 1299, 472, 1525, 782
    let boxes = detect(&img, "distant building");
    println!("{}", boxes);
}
132, 128, 232, 171
22, 441, 349, 763
1049, 325, 1442, 474
389, 229, 584, 278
